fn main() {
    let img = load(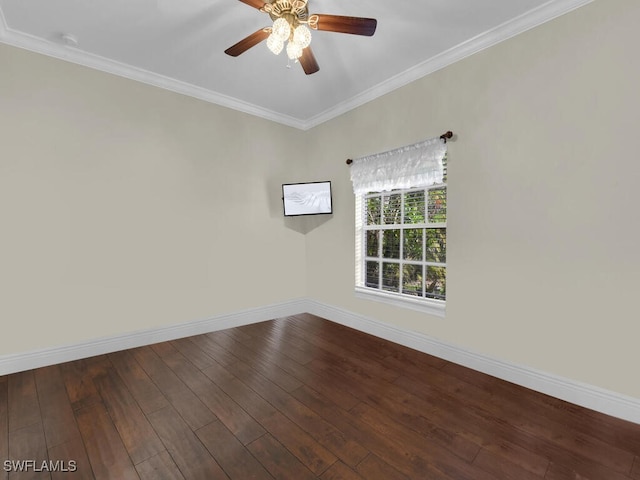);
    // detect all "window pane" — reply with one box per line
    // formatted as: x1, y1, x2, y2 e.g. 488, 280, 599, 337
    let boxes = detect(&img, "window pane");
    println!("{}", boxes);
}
426, 266, 446, 300
428, 187, 447, 223
366, 261, 379, 288
360, 180, 447, 305
383, 193, 402, 225
404, 190, 425, 224
366, 196, 381, 225
425, 228, 446, 263
442, 153, 448, 183
403, 264, 423, 297
403, 228, 423, 261
382, 263, 399, 292
366, 230, 379, 257
382, 230, 400, 259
